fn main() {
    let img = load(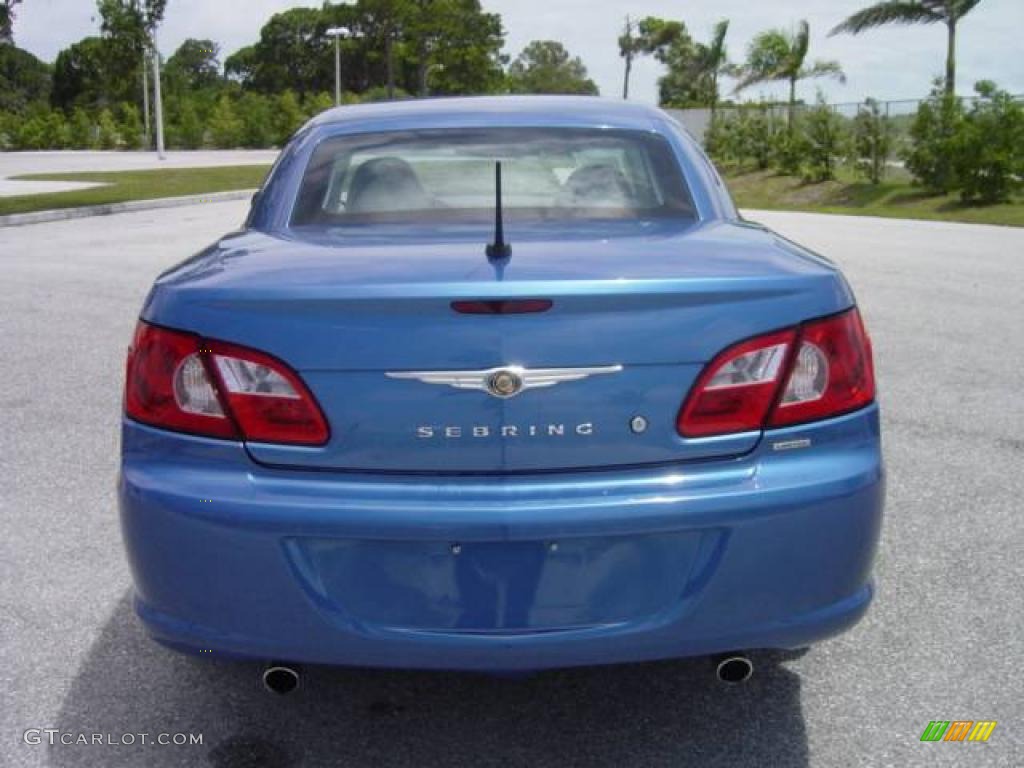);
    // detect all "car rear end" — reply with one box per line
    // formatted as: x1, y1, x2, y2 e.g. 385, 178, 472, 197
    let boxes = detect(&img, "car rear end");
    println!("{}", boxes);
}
119, 98, 883, 671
